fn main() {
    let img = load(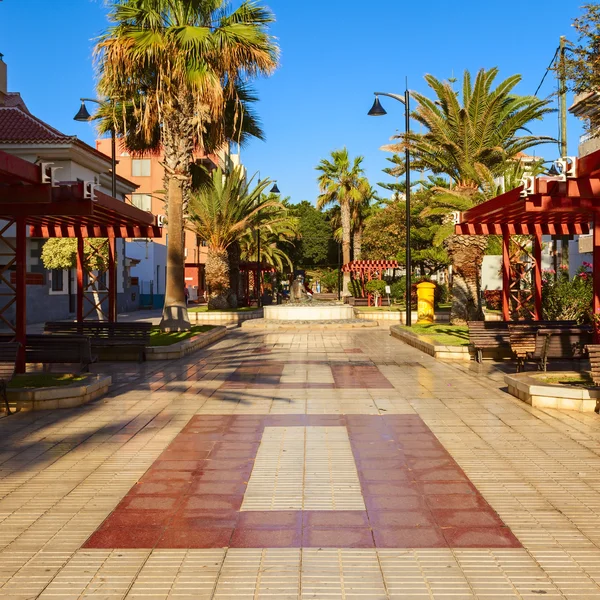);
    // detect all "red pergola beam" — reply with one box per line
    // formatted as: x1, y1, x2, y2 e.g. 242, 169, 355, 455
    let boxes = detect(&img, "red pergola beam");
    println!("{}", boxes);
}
0, 150, 42, 185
